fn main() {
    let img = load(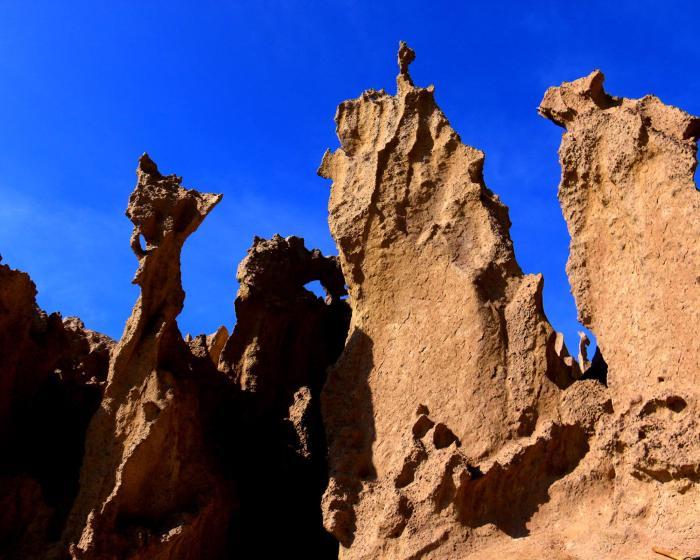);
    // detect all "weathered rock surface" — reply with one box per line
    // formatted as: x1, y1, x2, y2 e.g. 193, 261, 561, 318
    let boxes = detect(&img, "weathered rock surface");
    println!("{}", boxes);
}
54, 157, 347, 560
217, 234, 350, 556
540, 72, 700, 557
0, 260, 113, 558
63, 155, 233, 560
317, 43, 605, 558
1, 43, 698, 560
